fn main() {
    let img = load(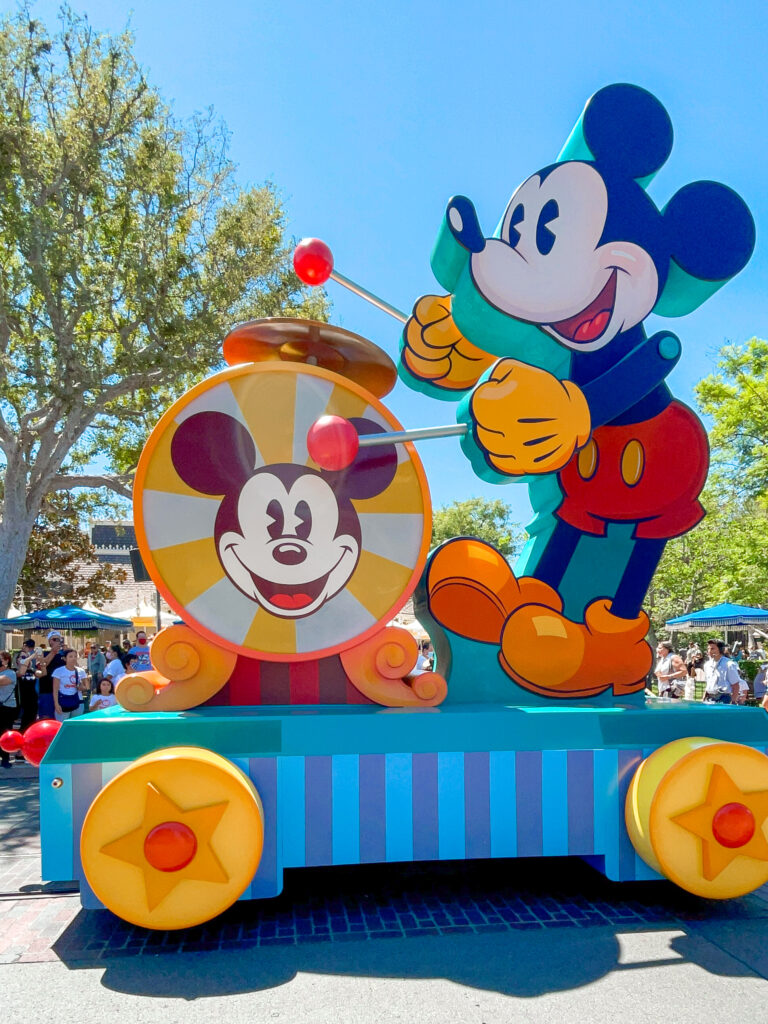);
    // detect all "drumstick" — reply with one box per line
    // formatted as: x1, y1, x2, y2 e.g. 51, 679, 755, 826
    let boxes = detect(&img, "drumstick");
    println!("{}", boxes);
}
307, 415, 467, 471
293, 239, 407, 323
